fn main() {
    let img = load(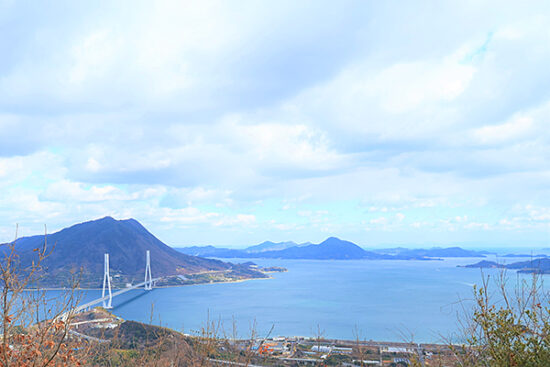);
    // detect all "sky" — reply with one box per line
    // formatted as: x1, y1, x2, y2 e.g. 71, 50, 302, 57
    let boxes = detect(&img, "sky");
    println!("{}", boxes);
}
1, 1, 550, 249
